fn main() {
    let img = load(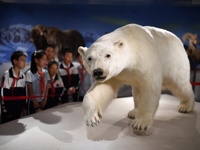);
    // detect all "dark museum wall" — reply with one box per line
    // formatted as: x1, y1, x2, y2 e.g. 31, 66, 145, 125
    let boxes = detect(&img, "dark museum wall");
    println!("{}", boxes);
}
0, 2, 200, 78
